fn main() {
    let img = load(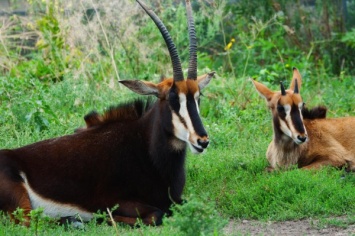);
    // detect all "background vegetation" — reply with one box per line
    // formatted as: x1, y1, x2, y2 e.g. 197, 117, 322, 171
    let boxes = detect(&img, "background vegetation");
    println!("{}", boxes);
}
0, 0, 355, 235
